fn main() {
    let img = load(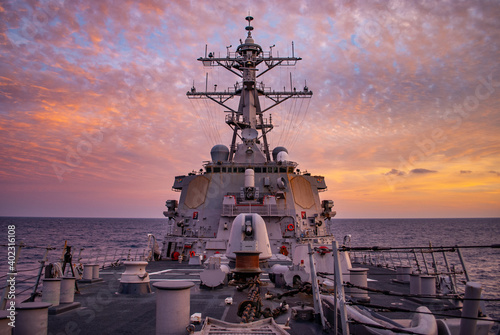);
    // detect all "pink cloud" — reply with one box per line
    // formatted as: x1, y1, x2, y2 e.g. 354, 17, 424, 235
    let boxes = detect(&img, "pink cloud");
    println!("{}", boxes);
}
0, 1, 499, 217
